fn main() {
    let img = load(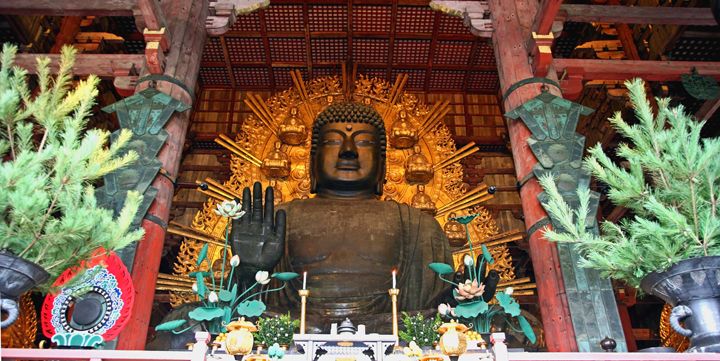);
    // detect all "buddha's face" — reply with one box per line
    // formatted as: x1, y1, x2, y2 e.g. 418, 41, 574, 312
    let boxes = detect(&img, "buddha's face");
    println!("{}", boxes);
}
314, 122, 381, 195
